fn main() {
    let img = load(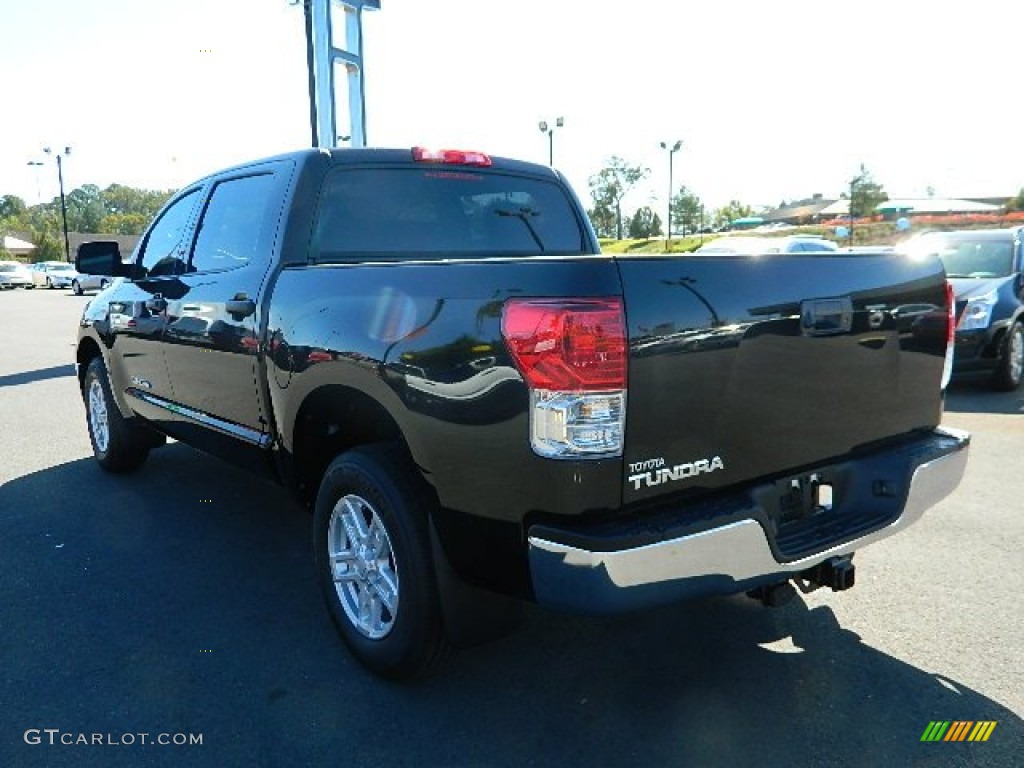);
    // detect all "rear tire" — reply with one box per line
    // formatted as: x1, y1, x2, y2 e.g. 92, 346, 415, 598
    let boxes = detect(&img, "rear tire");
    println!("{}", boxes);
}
72, 279, 83, 296
313, 444, 448, 680
46, 277, 54, 289
82, 356, 153, 473
992, 321, 1023, 391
